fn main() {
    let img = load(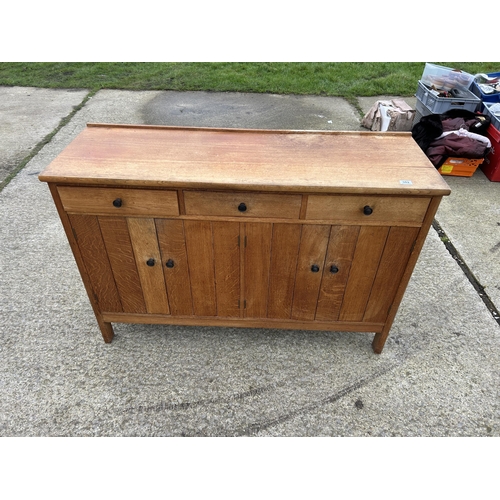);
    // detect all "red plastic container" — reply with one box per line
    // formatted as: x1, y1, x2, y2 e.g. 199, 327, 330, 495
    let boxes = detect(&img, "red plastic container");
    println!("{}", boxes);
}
481, 124, 500, 182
